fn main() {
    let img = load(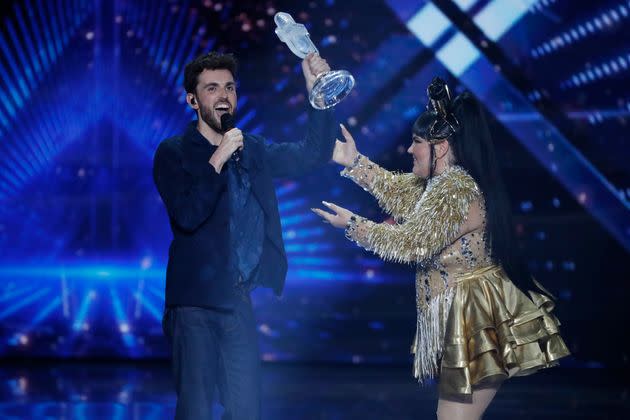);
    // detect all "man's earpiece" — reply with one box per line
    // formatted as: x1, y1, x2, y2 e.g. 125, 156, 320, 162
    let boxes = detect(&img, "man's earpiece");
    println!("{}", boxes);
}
190, 96, 197, 106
